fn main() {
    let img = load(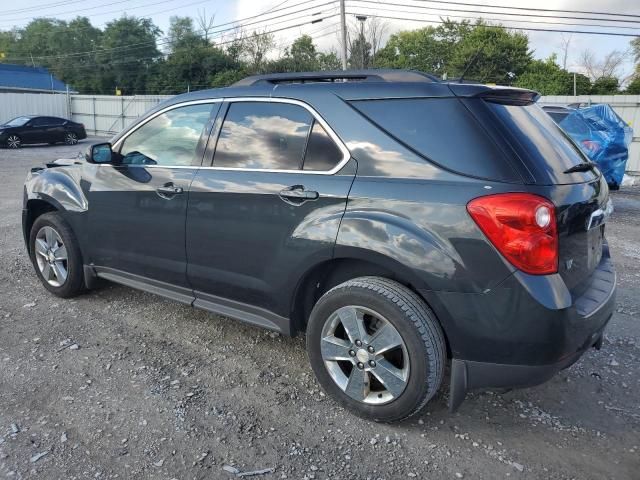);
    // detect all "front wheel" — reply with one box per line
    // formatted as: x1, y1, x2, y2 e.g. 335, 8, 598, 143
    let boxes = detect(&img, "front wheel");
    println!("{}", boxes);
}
7, 135, 21, 148
29, 212, 85, 298
306, 277, 446, 422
